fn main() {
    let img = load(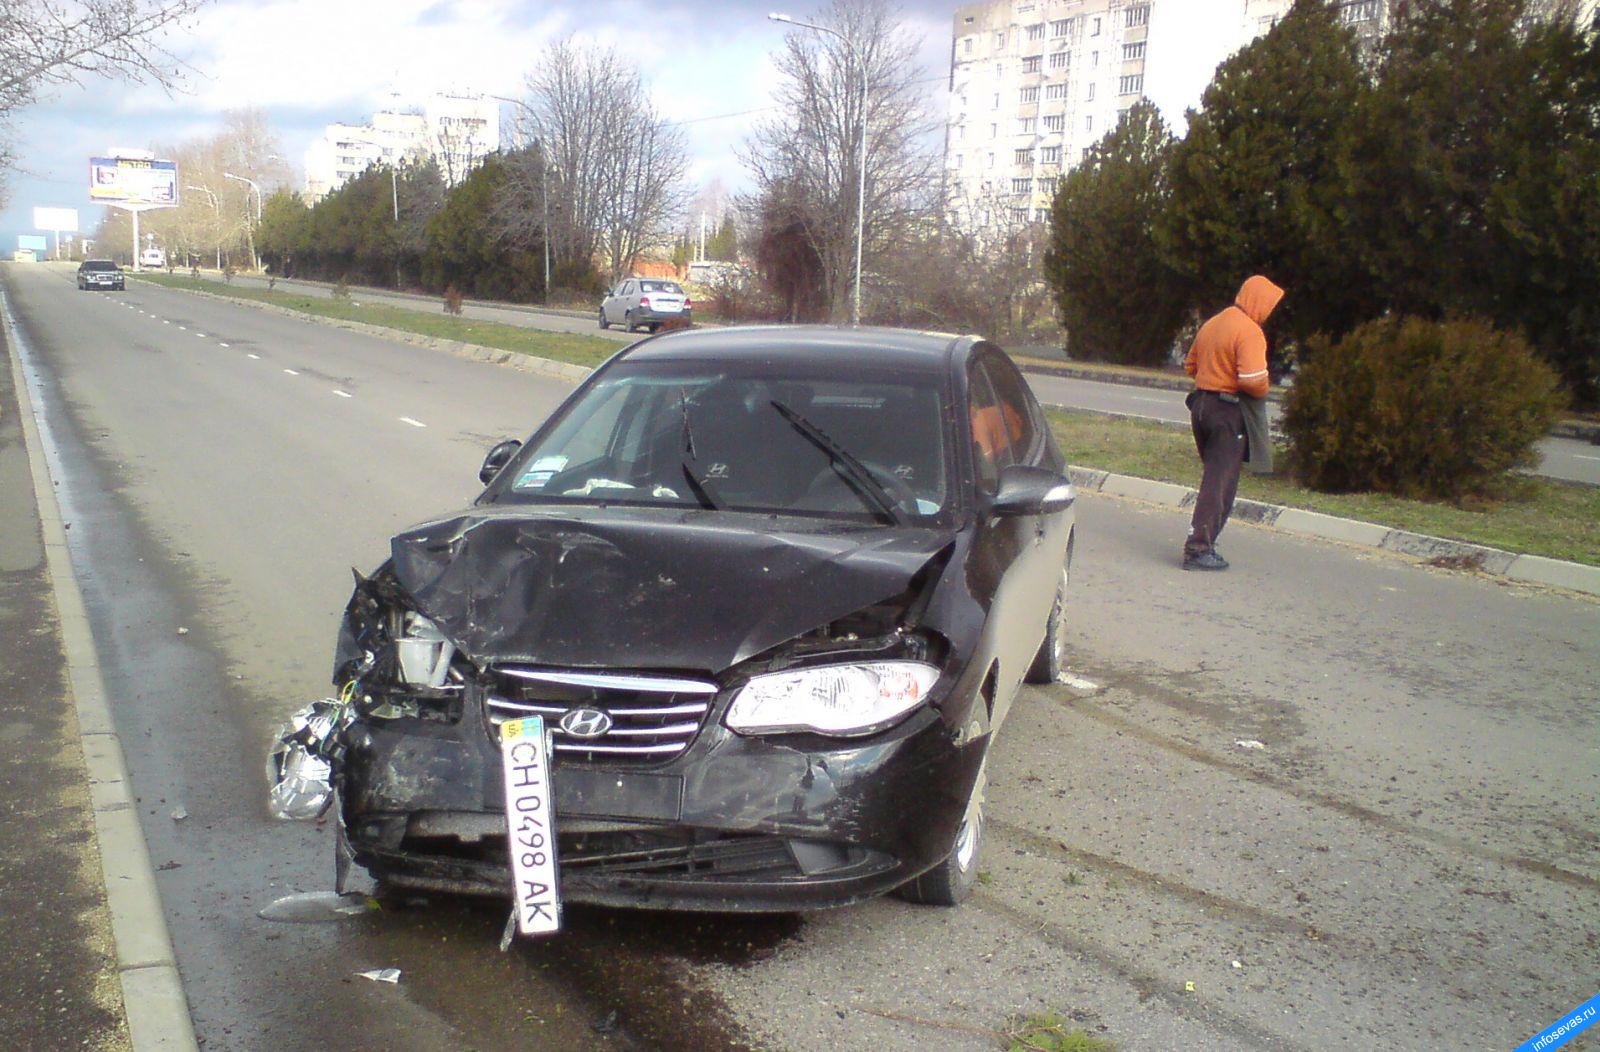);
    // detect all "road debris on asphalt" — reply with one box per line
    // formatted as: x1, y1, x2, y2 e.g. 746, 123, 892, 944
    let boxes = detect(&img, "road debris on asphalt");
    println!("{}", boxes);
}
170, 806, 188, 821
1233, 739, 1266, 750
357, 968, 401, 983
266, 695, 356, 820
